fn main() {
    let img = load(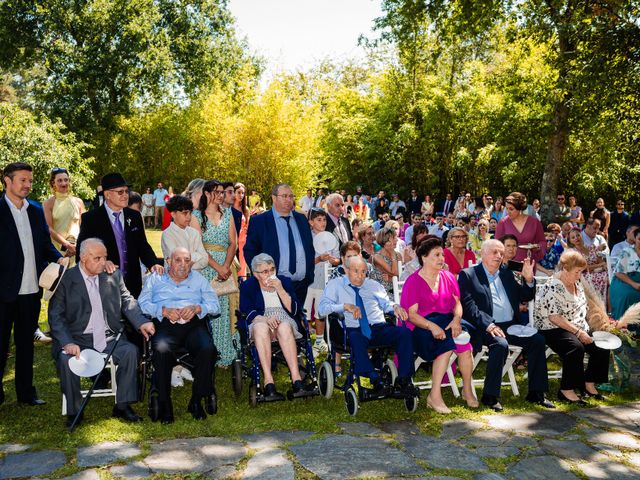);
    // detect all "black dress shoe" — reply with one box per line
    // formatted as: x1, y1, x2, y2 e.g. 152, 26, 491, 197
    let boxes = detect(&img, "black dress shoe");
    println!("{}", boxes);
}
18, 397, 46, 406
159, 400, 174, 424
581, 389, 607, 401
263, 383, 285, 402
557, 390, 588, 406
112, 405, 143, 422
204, 394, 216, 415
534, 398, 556, 409
188, 398, 207, 420
66, 412, 83, 428
481, 395, 503, 412
526, 393, 556, 409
